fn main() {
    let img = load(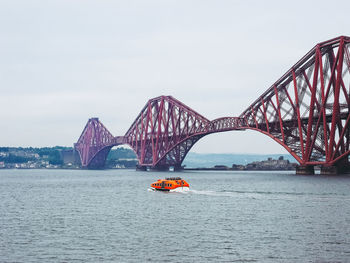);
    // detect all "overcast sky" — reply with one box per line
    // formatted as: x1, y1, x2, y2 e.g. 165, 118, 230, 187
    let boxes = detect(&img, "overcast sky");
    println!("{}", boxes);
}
1, 0, 349, 154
